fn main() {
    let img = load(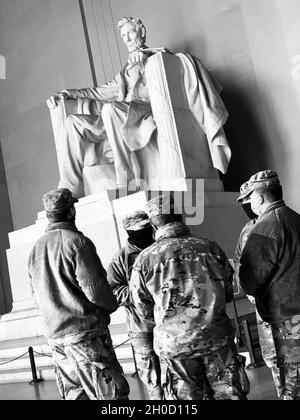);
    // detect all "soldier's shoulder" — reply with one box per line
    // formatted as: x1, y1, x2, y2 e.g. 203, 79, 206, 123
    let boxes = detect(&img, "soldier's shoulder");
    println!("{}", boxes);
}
187, 234, 228, 256
62, 229, 95, 251
185, 233, 219, 247
134, 242, 158, 264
